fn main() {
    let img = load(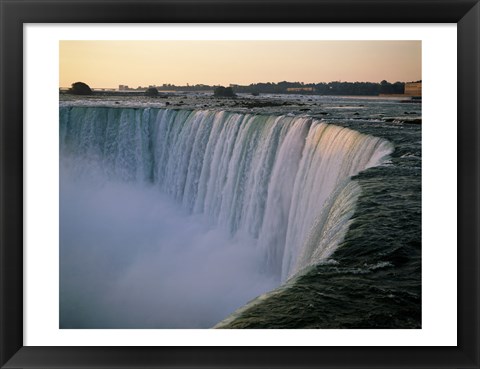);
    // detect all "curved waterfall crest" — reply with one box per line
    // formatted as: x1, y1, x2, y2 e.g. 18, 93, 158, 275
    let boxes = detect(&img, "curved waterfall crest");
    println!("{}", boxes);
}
60, 106, 393, 281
